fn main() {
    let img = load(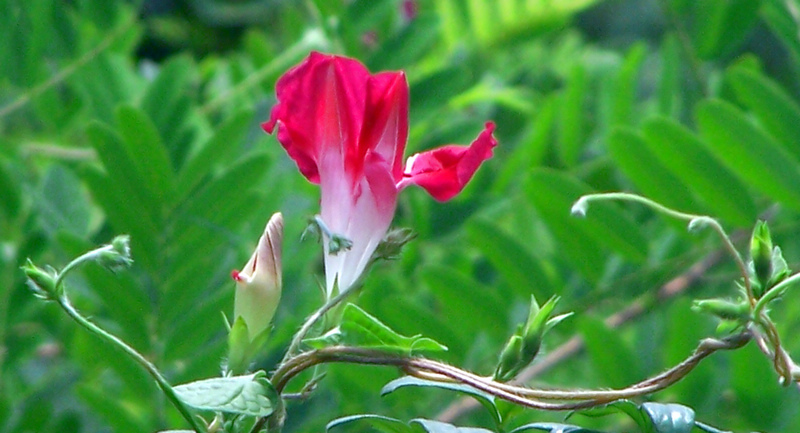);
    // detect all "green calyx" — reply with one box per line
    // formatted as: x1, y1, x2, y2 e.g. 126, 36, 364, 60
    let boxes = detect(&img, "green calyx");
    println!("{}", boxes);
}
494, 295, 572, 381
